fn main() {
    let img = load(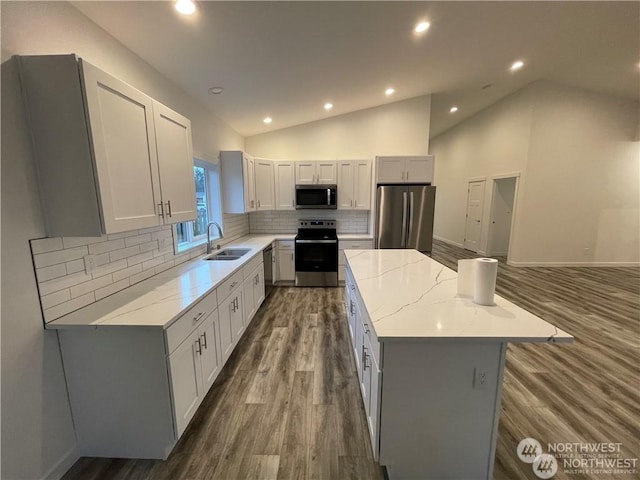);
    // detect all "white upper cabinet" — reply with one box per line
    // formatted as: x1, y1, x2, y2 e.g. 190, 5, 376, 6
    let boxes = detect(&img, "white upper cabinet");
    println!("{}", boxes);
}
17, 54, 196, 236
337, 160, 371, 210
274, 161, 295, 210
152, 101, 197, 224
376, 155, 434, 184
220, 151, 257, 214
254, 158, 275, 210
295, 160, 337, 184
